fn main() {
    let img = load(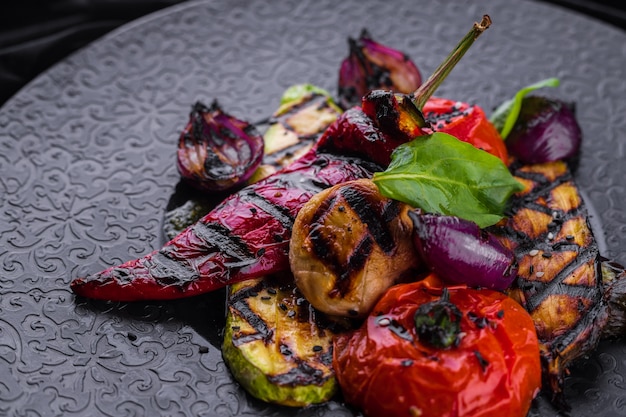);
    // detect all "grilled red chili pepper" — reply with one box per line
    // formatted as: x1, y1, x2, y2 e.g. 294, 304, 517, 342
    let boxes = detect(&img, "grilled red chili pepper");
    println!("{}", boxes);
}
70, 17, 491, 302
333, 274, 542, 417
70, 109, 399, 301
